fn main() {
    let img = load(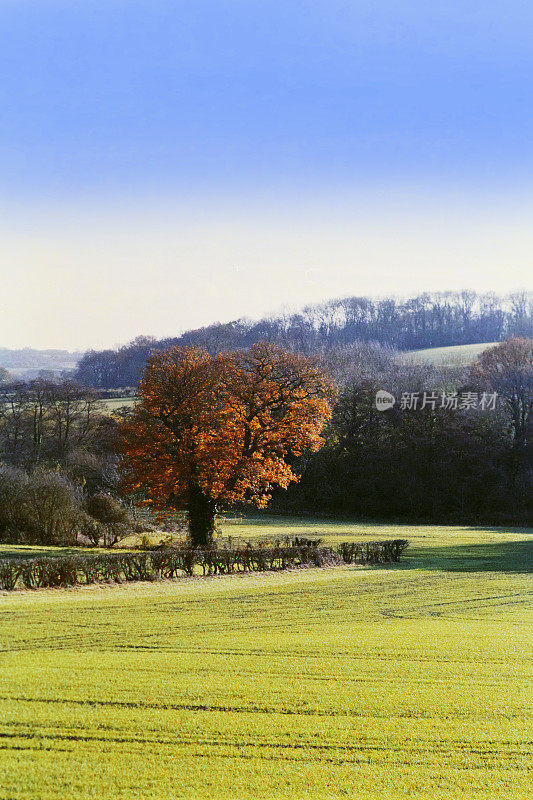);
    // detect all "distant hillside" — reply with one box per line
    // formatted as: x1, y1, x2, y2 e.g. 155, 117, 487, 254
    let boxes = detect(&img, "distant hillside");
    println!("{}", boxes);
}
0, 348, 81, 379
74, 290, 532, 388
